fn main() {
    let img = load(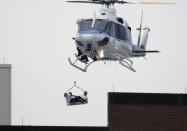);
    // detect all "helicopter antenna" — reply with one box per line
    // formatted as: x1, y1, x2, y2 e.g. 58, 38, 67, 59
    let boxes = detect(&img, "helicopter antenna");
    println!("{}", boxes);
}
137, 10, 143, 46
